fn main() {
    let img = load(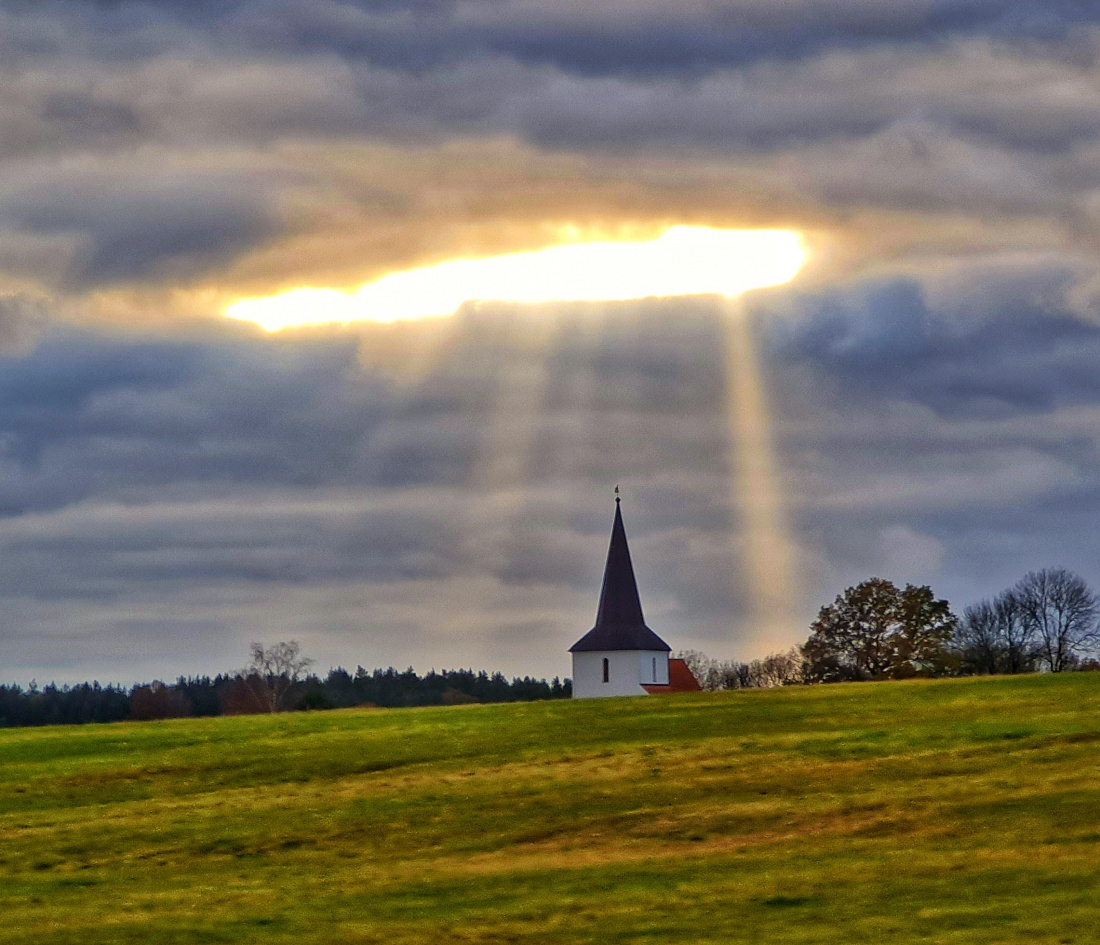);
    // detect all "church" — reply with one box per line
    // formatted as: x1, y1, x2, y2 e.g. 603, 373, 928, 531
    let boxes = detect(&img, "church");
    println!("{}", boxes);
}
570, 496, 701, 698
